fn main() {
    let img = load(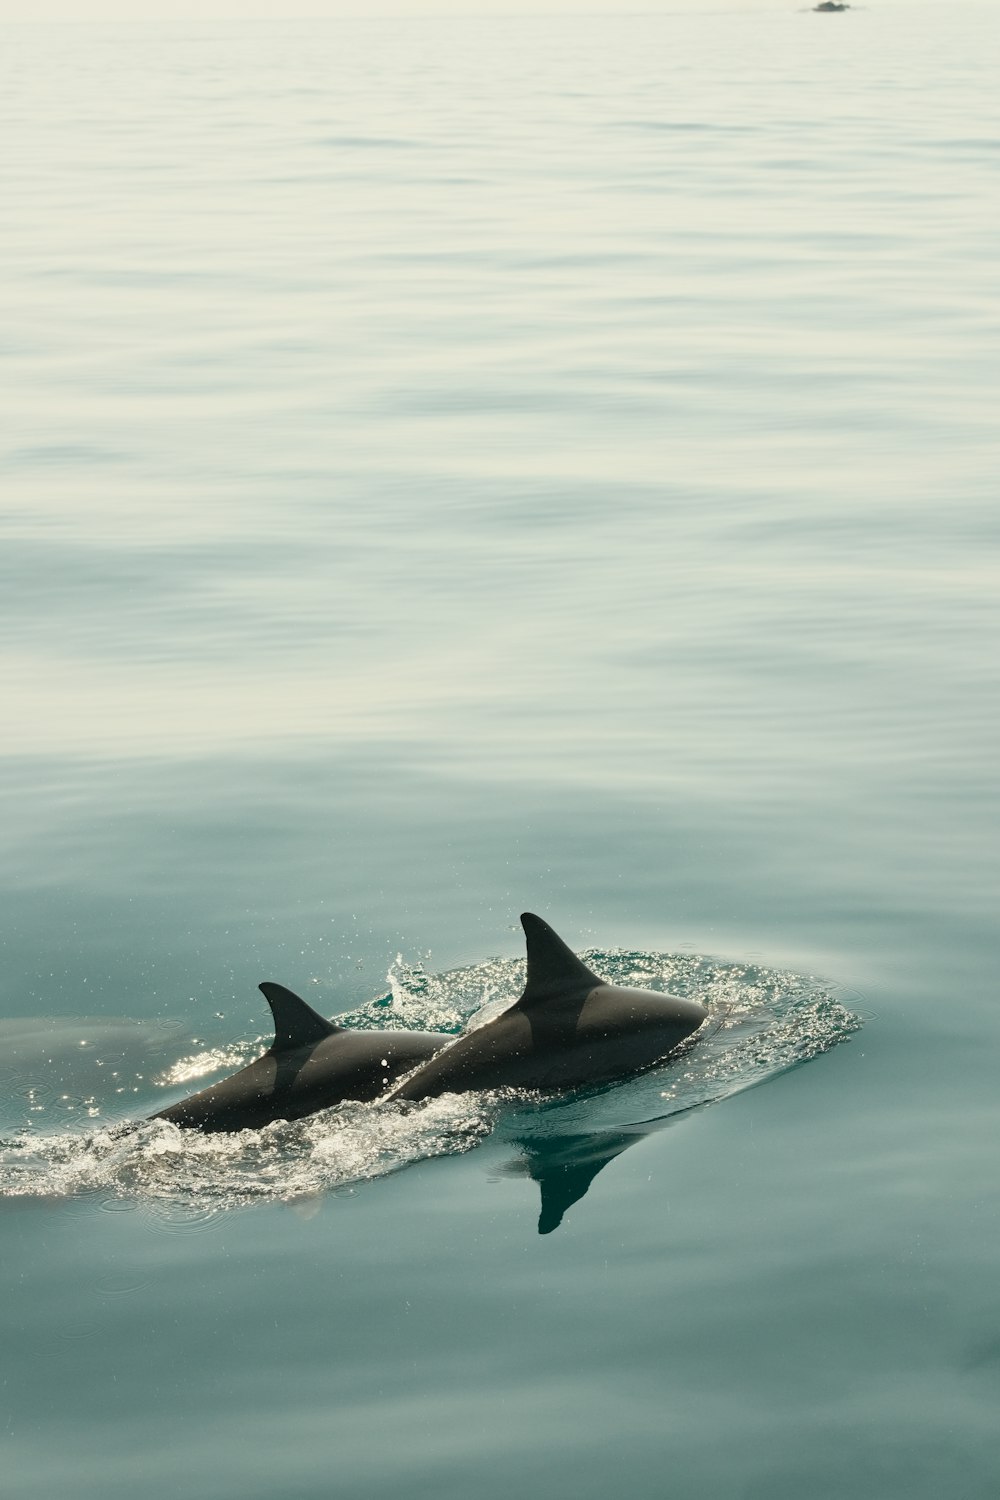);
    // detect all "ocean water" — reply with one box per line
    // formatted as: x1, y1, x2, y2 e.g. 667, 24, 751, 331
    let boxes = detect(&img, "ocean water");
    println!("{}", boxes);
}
2, 5, 999, 1497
